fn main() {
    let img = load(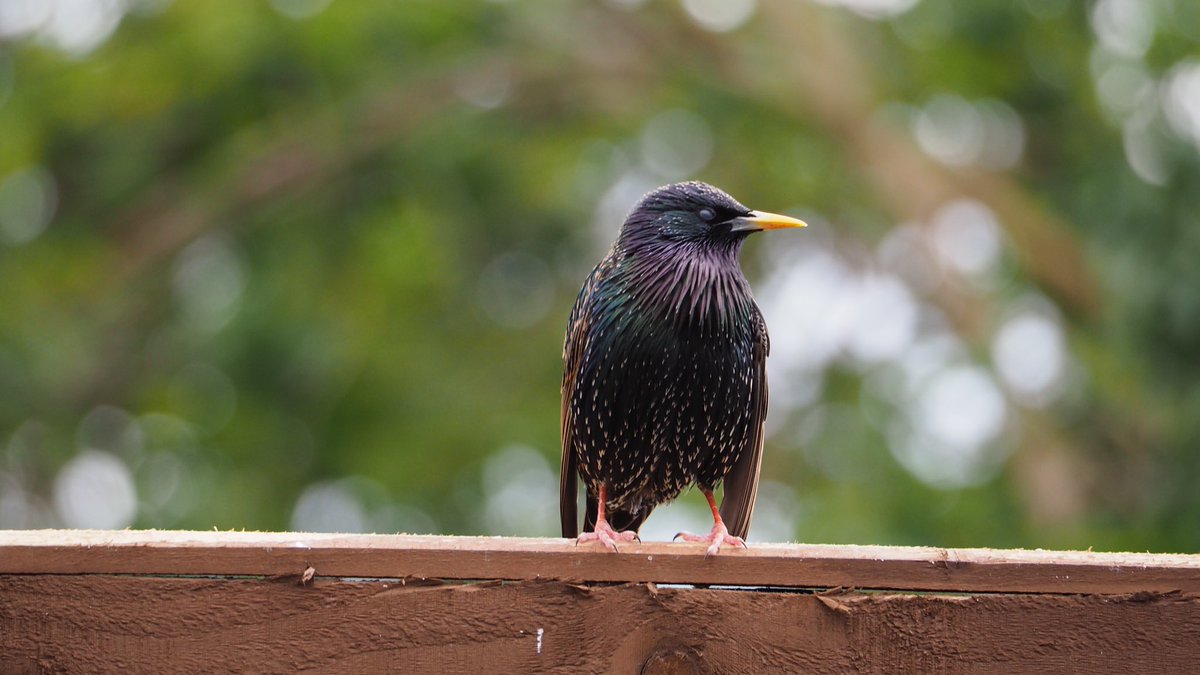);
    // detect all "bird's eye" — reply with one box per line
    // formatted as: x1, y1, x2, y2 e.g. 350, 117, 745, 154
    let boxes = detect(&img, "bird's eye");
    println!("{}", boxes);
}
698, 208, 715, 222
